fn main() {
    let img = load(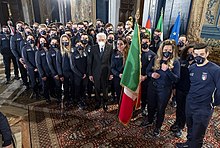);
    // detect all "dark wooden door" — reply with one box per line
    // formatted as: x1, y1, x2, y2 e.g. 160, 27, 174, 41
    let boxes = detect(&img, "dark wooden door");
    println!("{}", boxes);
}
119, 0, 136, 24
0, 1, 9, 25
